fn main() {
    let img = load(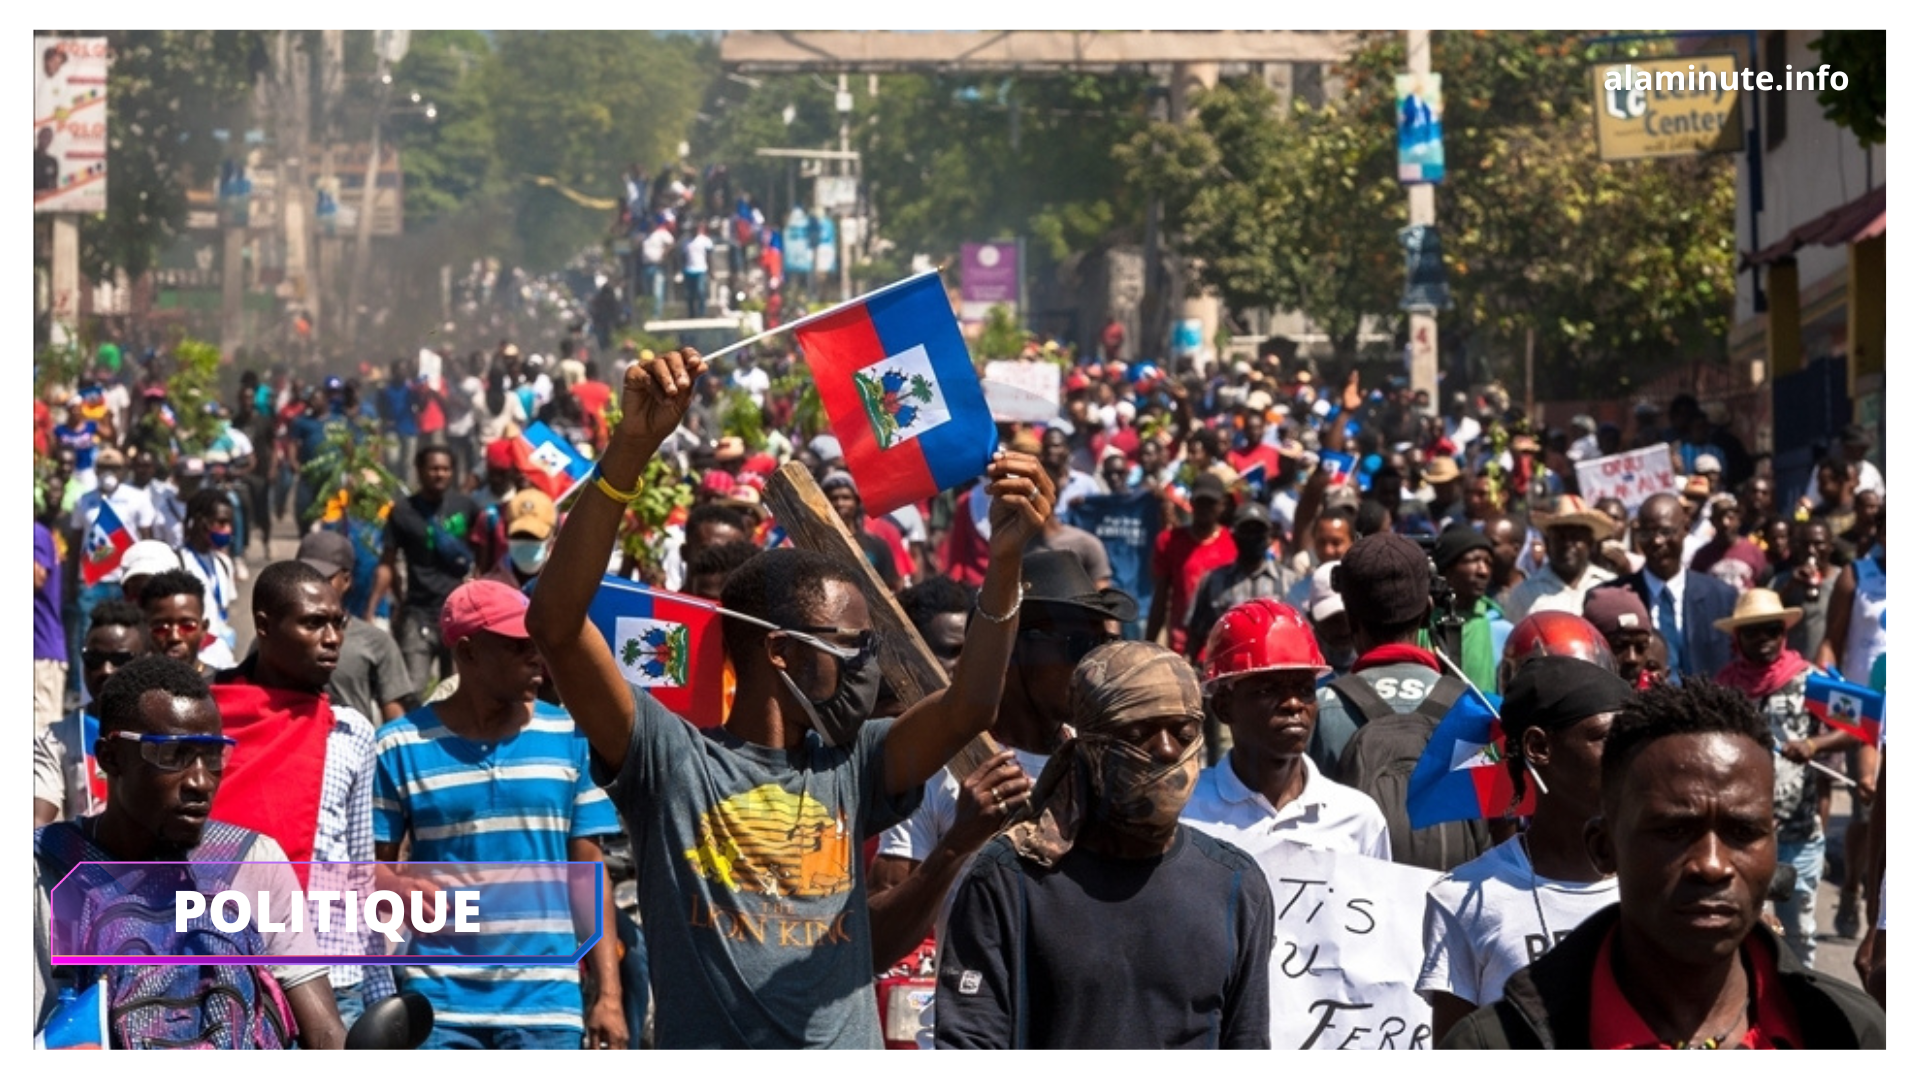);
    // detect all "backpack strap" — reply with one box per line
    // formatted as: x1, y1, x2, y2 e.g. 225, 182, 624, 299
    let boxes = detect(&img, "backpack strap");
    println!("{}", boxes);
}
1412, 677, 1468, 725
1328, 673, 1399, 725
